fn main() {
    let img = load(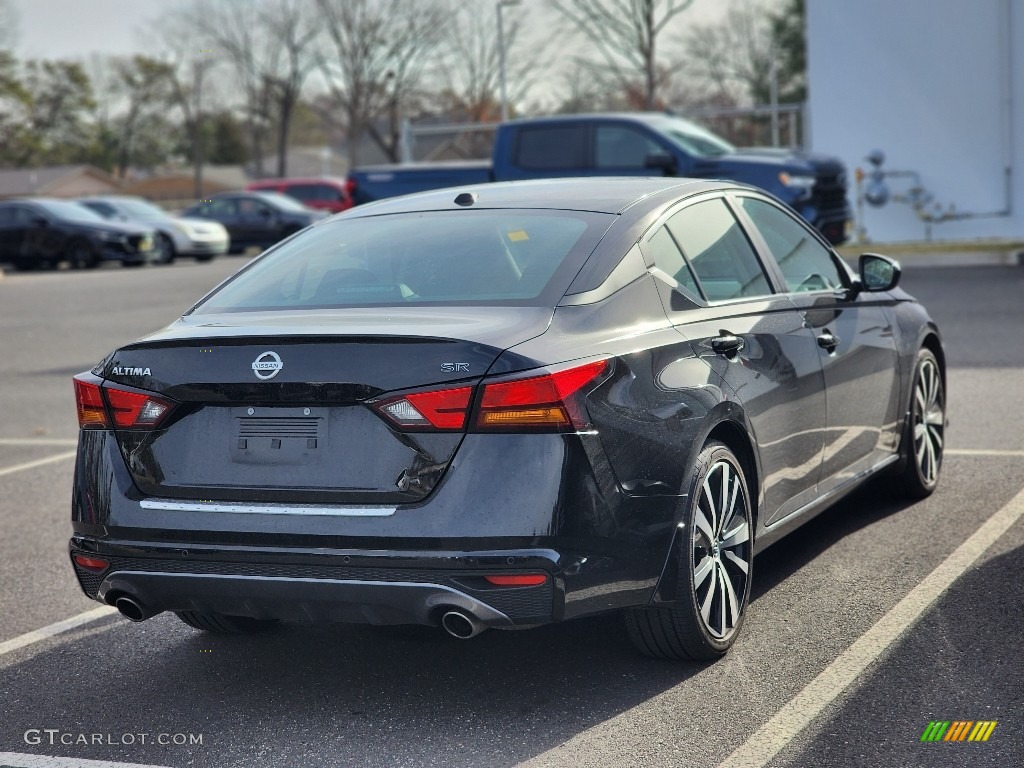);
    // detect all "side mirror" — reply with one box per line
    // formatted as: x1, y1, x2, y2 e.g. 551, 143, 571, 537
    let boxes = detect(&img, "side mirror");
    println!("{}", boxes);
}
645, 152, 677, 176
859, 253, 901, 292
31, 216, 48, 227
